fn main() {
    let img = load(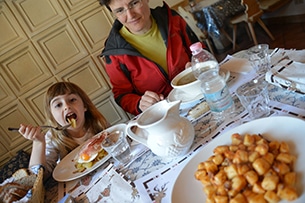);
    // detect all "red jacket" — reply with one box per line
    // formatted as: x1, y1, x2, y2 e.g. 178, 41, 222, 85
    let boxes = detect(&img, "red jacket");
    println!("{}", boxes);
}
101, 3, 199, 115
